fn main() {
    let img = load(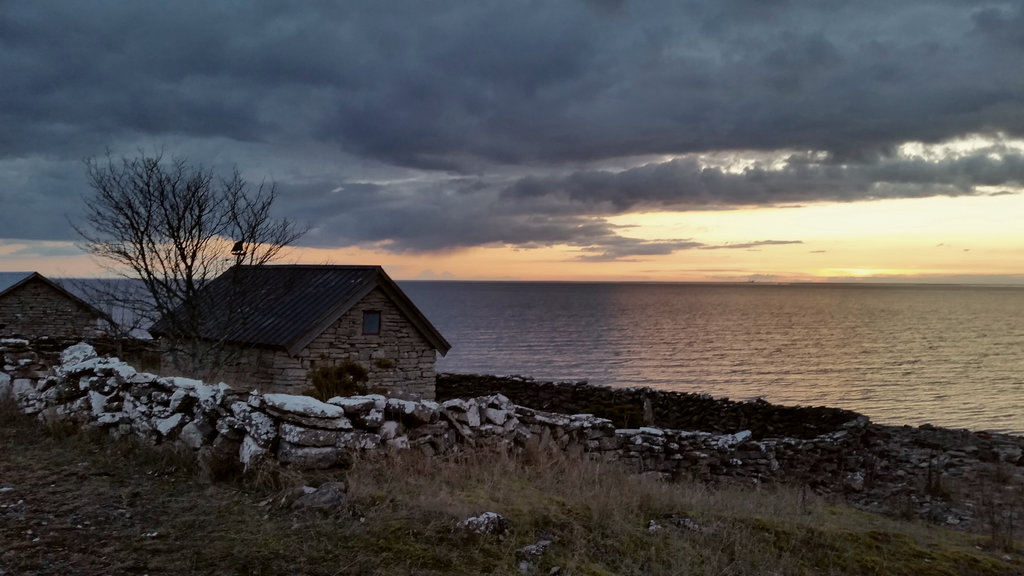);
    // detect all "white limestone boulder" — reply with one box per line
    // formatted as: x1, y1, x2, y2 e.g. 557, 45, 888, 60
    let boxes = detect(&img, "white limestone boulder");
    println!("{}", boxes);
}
277, 441, 350, 469
359, 408, 385, 429
179, 419, 216, 449
279, 422, 343, 447
442, 398, 482, 427
713, 430, 752, 449
292, 481, 347, 510
459, 512, 509, 536
327, 395, 377, 416
230, 402, 278, 447
239, 435, 268, 470
386, 435, 410, 450
155, 413, 186, 437
262, 394, 353, 430
378, 420, 401, 441
59, 342, 97, 368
